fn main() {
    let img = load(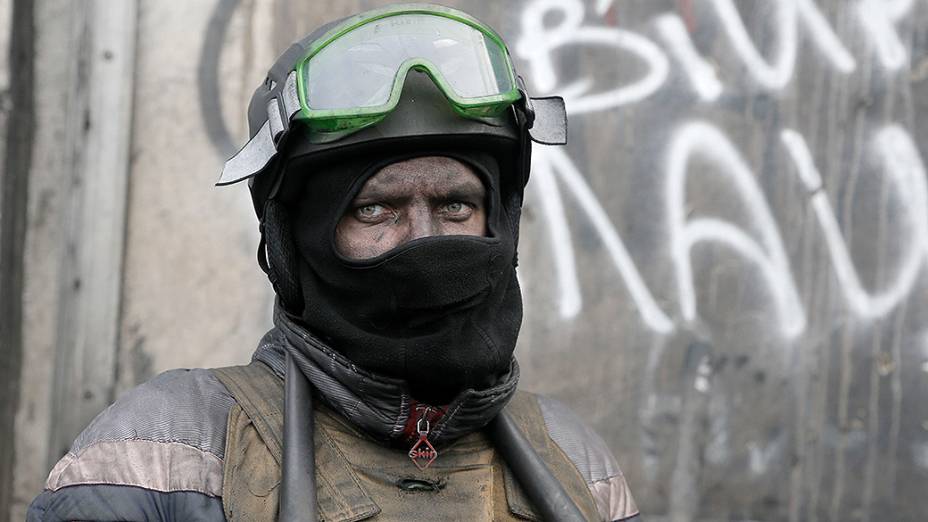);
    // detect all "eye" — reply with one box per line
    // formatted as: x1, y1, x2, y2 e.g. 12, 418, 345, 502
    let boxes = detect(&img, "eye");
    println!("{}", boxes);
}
355, 203, 386, 221
441, 201, 473, 219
